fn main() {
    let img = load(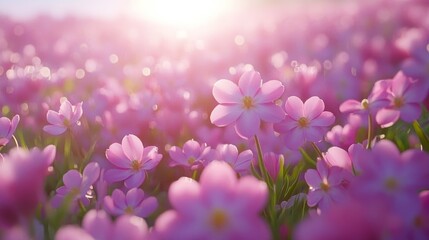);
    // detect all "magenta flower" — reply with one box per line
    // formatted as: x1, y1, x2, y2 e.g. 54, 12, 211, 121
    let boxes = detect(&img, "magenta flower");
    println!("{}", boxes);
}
104, 188, 157, 218
105, 134, 162, 188
210, 143, 253, 174
0, 114, 20, 148
304, 160, 352, 211
263, 152, 283, 181
43, 97, 83, 135
274, 96, 335, 149
55, 209, 148, 240
154, 161, 270, 240
210, 70, 284, 139
168, 139, 213, 170
52, 162, 100, 210
376, 71, 429, 128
